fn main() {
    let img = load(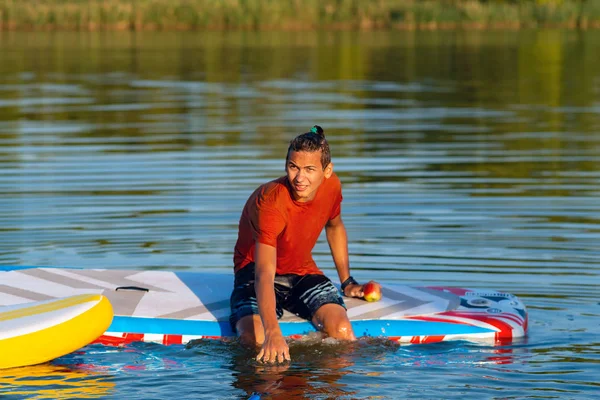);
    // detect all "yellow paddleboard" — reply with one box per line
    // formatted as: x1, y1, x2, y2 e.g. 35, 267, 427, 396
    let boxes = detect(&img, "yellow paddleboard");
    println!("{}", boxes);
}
0, 294, 113, 369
